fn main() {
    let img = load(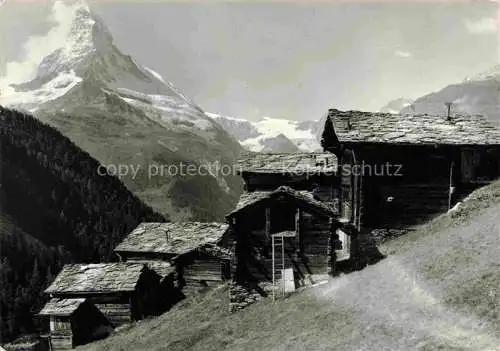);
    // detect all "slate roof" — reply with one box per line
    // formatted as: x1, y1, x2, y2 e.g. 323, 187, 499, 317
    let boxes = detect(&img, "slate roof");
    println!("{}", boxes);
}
237, 152, 337, 175
45, 263, 147, 294
227, 186, 336, 219
38, 298, 86, 316
326, 109, 500, 145
114, 222, 229, 256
